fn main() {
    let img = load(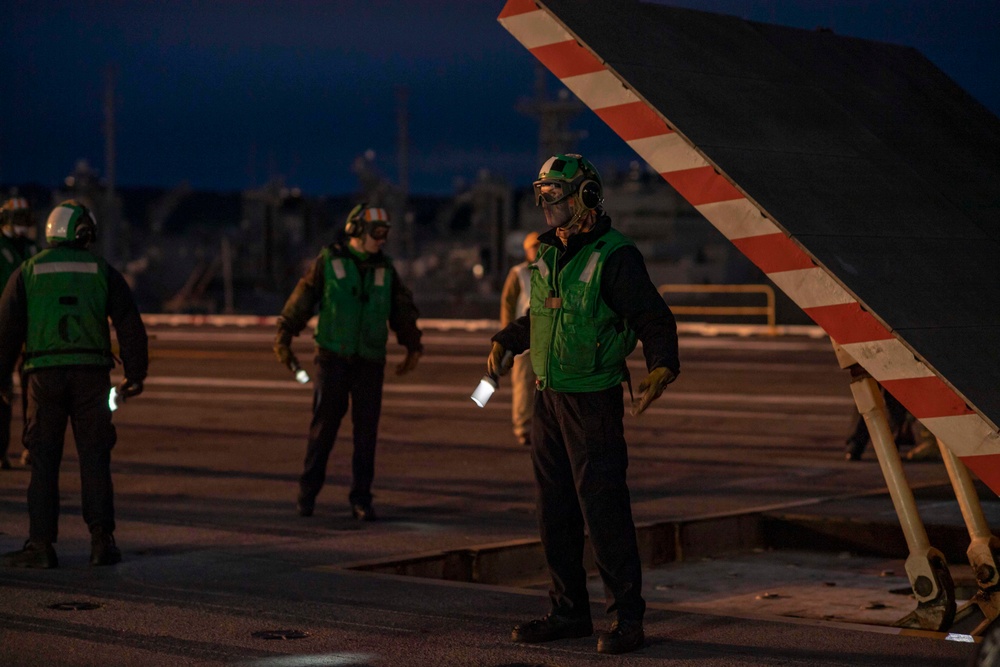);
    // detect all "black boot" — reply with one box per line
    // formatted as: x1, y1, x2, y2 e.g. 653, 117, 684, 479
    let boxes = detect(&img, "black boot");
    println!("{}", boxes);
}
511, 613, 593, 643
844, 437, 866, 461
3, 540, 58, 569
90, 530, 122, 566
351, 503, 377, 522
597, 619, 644, 654
297, 492, 315, 517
